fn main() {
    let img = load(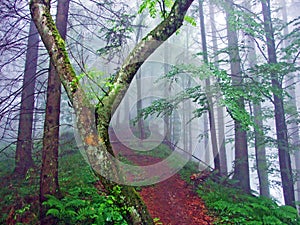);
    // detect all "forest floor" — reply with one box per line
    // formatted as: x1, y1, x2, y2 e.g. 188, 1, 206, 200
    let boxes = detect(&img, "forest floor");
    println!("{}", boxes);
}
111, 131, 214, 225
0, 130, 214, 225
